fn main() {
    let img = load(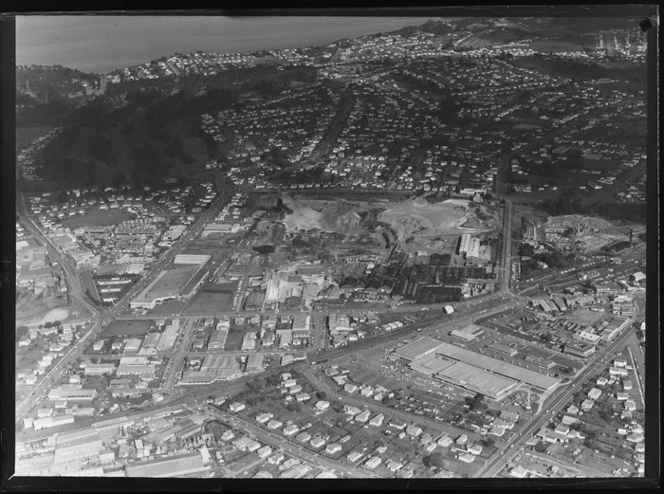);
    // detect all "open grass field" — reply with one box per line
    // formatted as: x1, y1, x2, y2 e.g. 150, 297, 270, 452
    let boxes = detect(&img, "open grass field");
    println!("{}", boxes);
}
184, 287, 235, 314
562, 308, 608, 326
102, 319, 151, 337
61, 205, 133, 229
16, 292, 69, 325
145, 300, 187, 316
